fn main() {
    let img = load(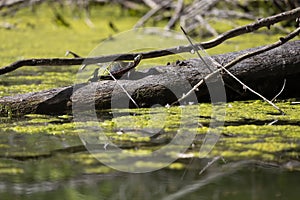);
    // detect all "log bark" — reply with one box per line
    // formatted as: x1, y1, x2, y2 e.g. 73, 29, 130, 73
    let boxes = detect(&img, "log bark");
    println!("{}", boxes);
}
0, 40, 299, 116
